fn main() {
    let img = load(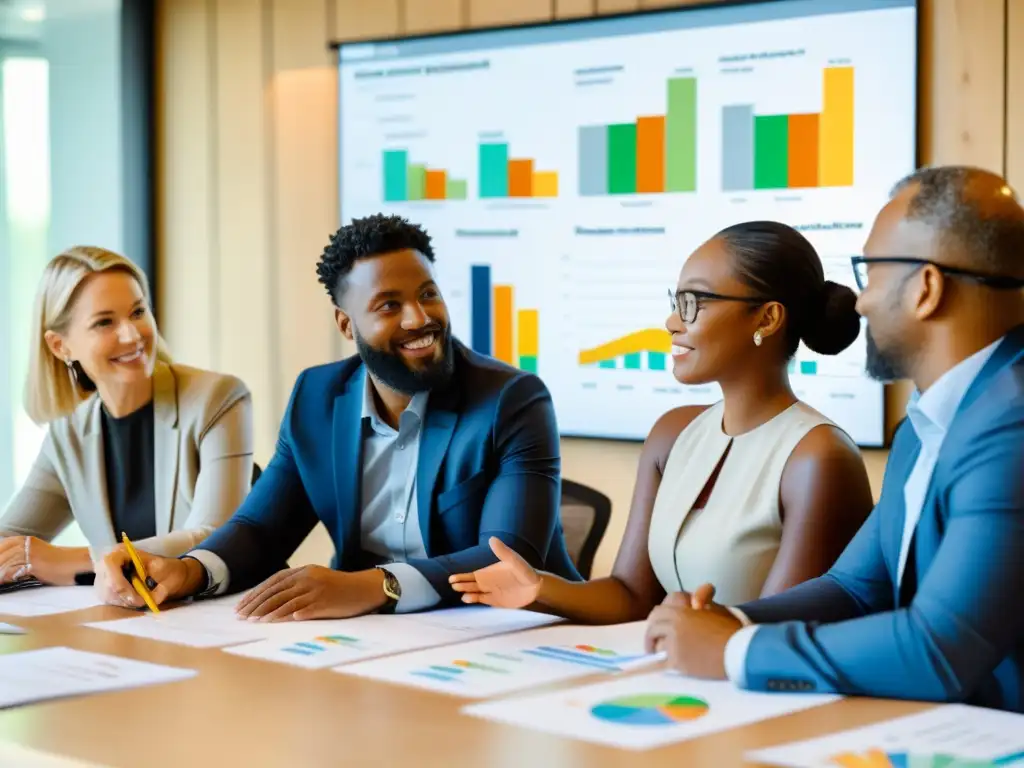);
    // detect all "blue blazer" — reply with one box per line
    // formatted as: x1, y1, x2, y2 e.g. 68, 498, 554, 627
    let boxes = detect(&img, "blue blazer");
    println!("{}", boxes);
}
199, 341, 581, 600
736, 324, 1024, 711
